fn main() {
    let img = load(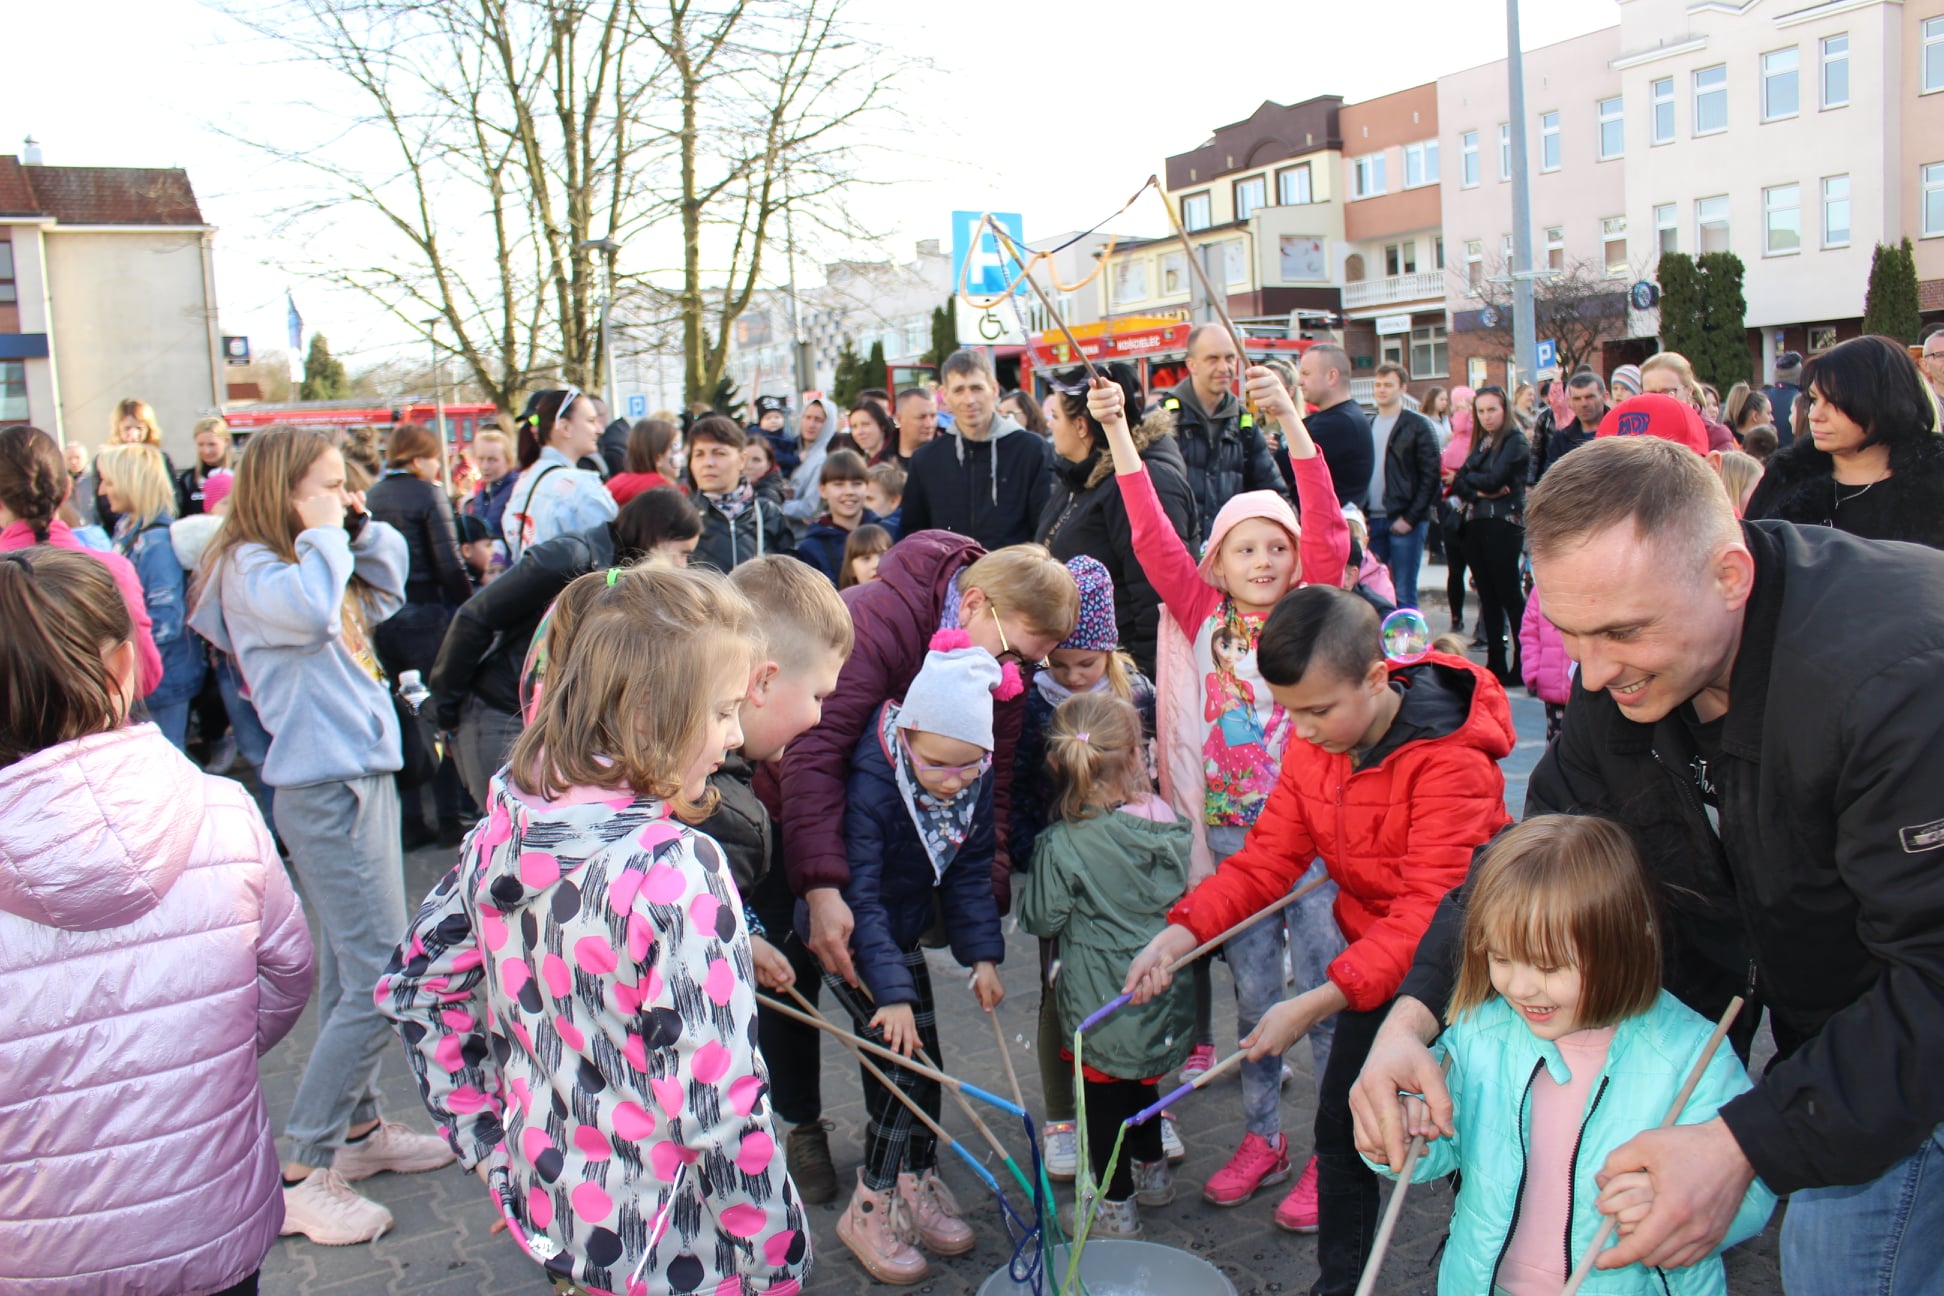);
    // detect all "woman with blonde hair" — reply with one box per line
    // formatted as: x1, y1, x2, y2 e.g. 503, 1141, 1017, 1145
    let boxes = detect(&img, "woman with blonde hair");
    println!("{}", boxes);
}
97, 397, 177, 531
97, 444, 205, 749
177, 414, 234, 517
